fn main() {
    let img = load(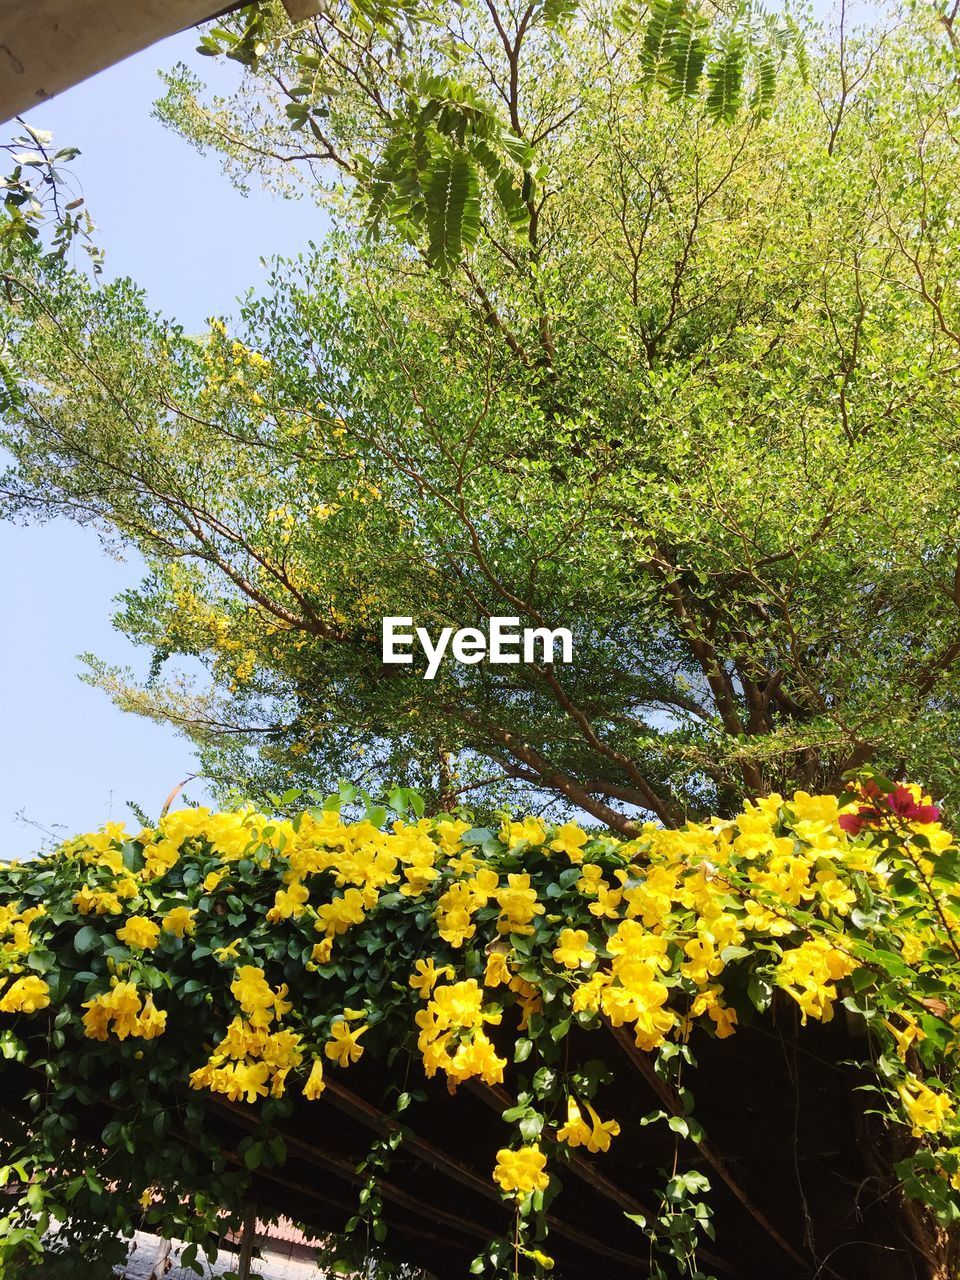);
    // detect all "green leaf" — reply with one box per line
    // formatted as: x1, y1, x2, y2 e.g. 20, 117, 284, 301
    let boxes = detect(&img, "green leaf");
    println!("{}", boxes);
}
72, 926, 101, 956
641, 0, 688, 77
424, 149, 480, 272
706, 32, 746, 122
666, 25, 708, 100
